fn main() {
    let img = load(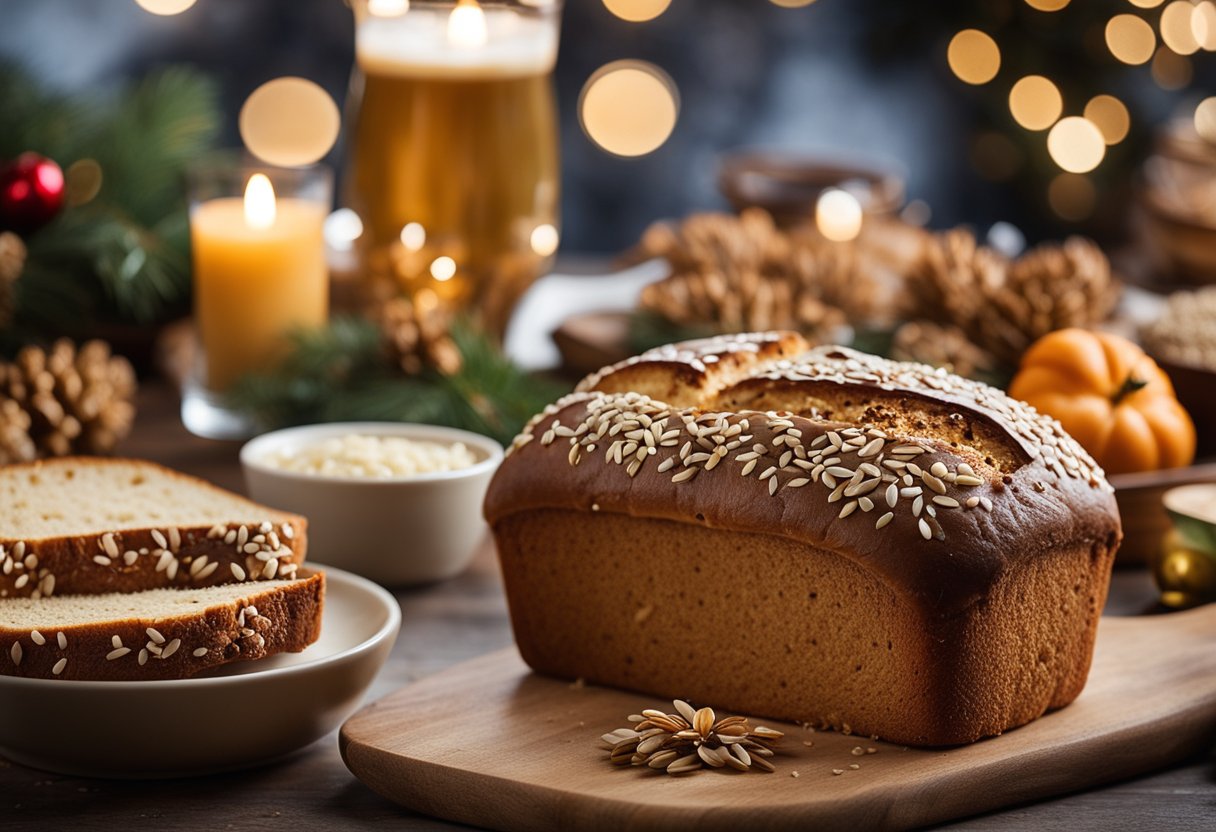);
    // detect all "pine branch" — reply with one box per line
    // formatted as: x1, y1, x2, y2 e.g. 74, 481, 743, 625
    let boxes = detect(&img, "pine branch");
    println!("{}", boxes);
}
225, 318, 565, 446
